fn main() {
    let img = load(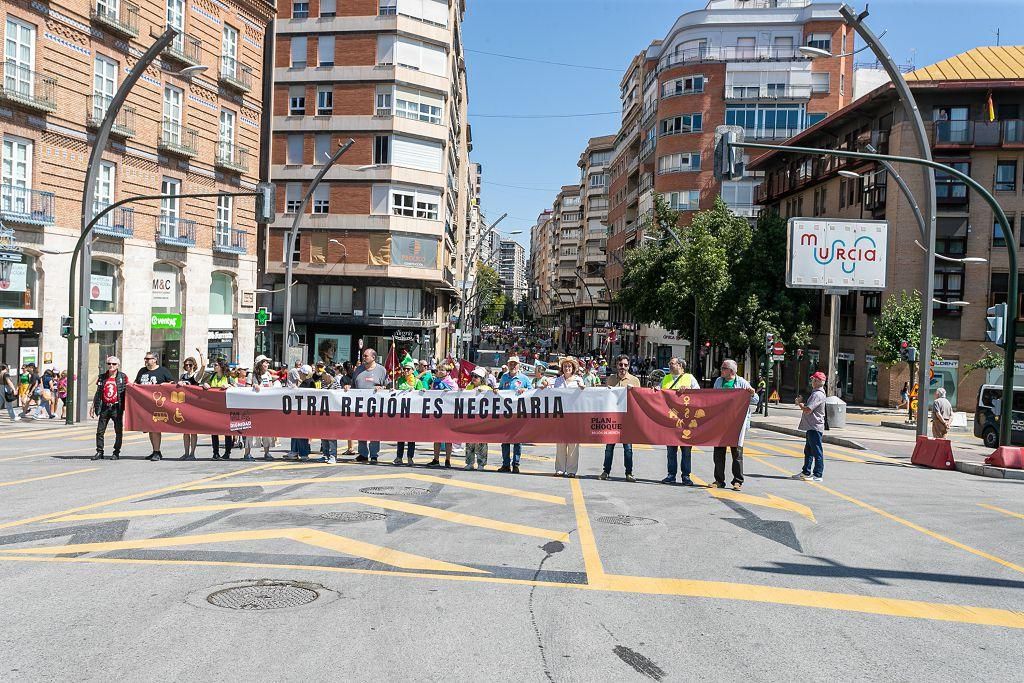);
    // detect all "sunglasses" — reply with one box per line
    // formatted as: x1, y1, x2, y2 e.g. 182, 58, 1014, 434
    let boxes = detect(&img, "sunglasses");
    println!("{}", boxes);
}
106, 363, 118, 366
145, 357, 156, 361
